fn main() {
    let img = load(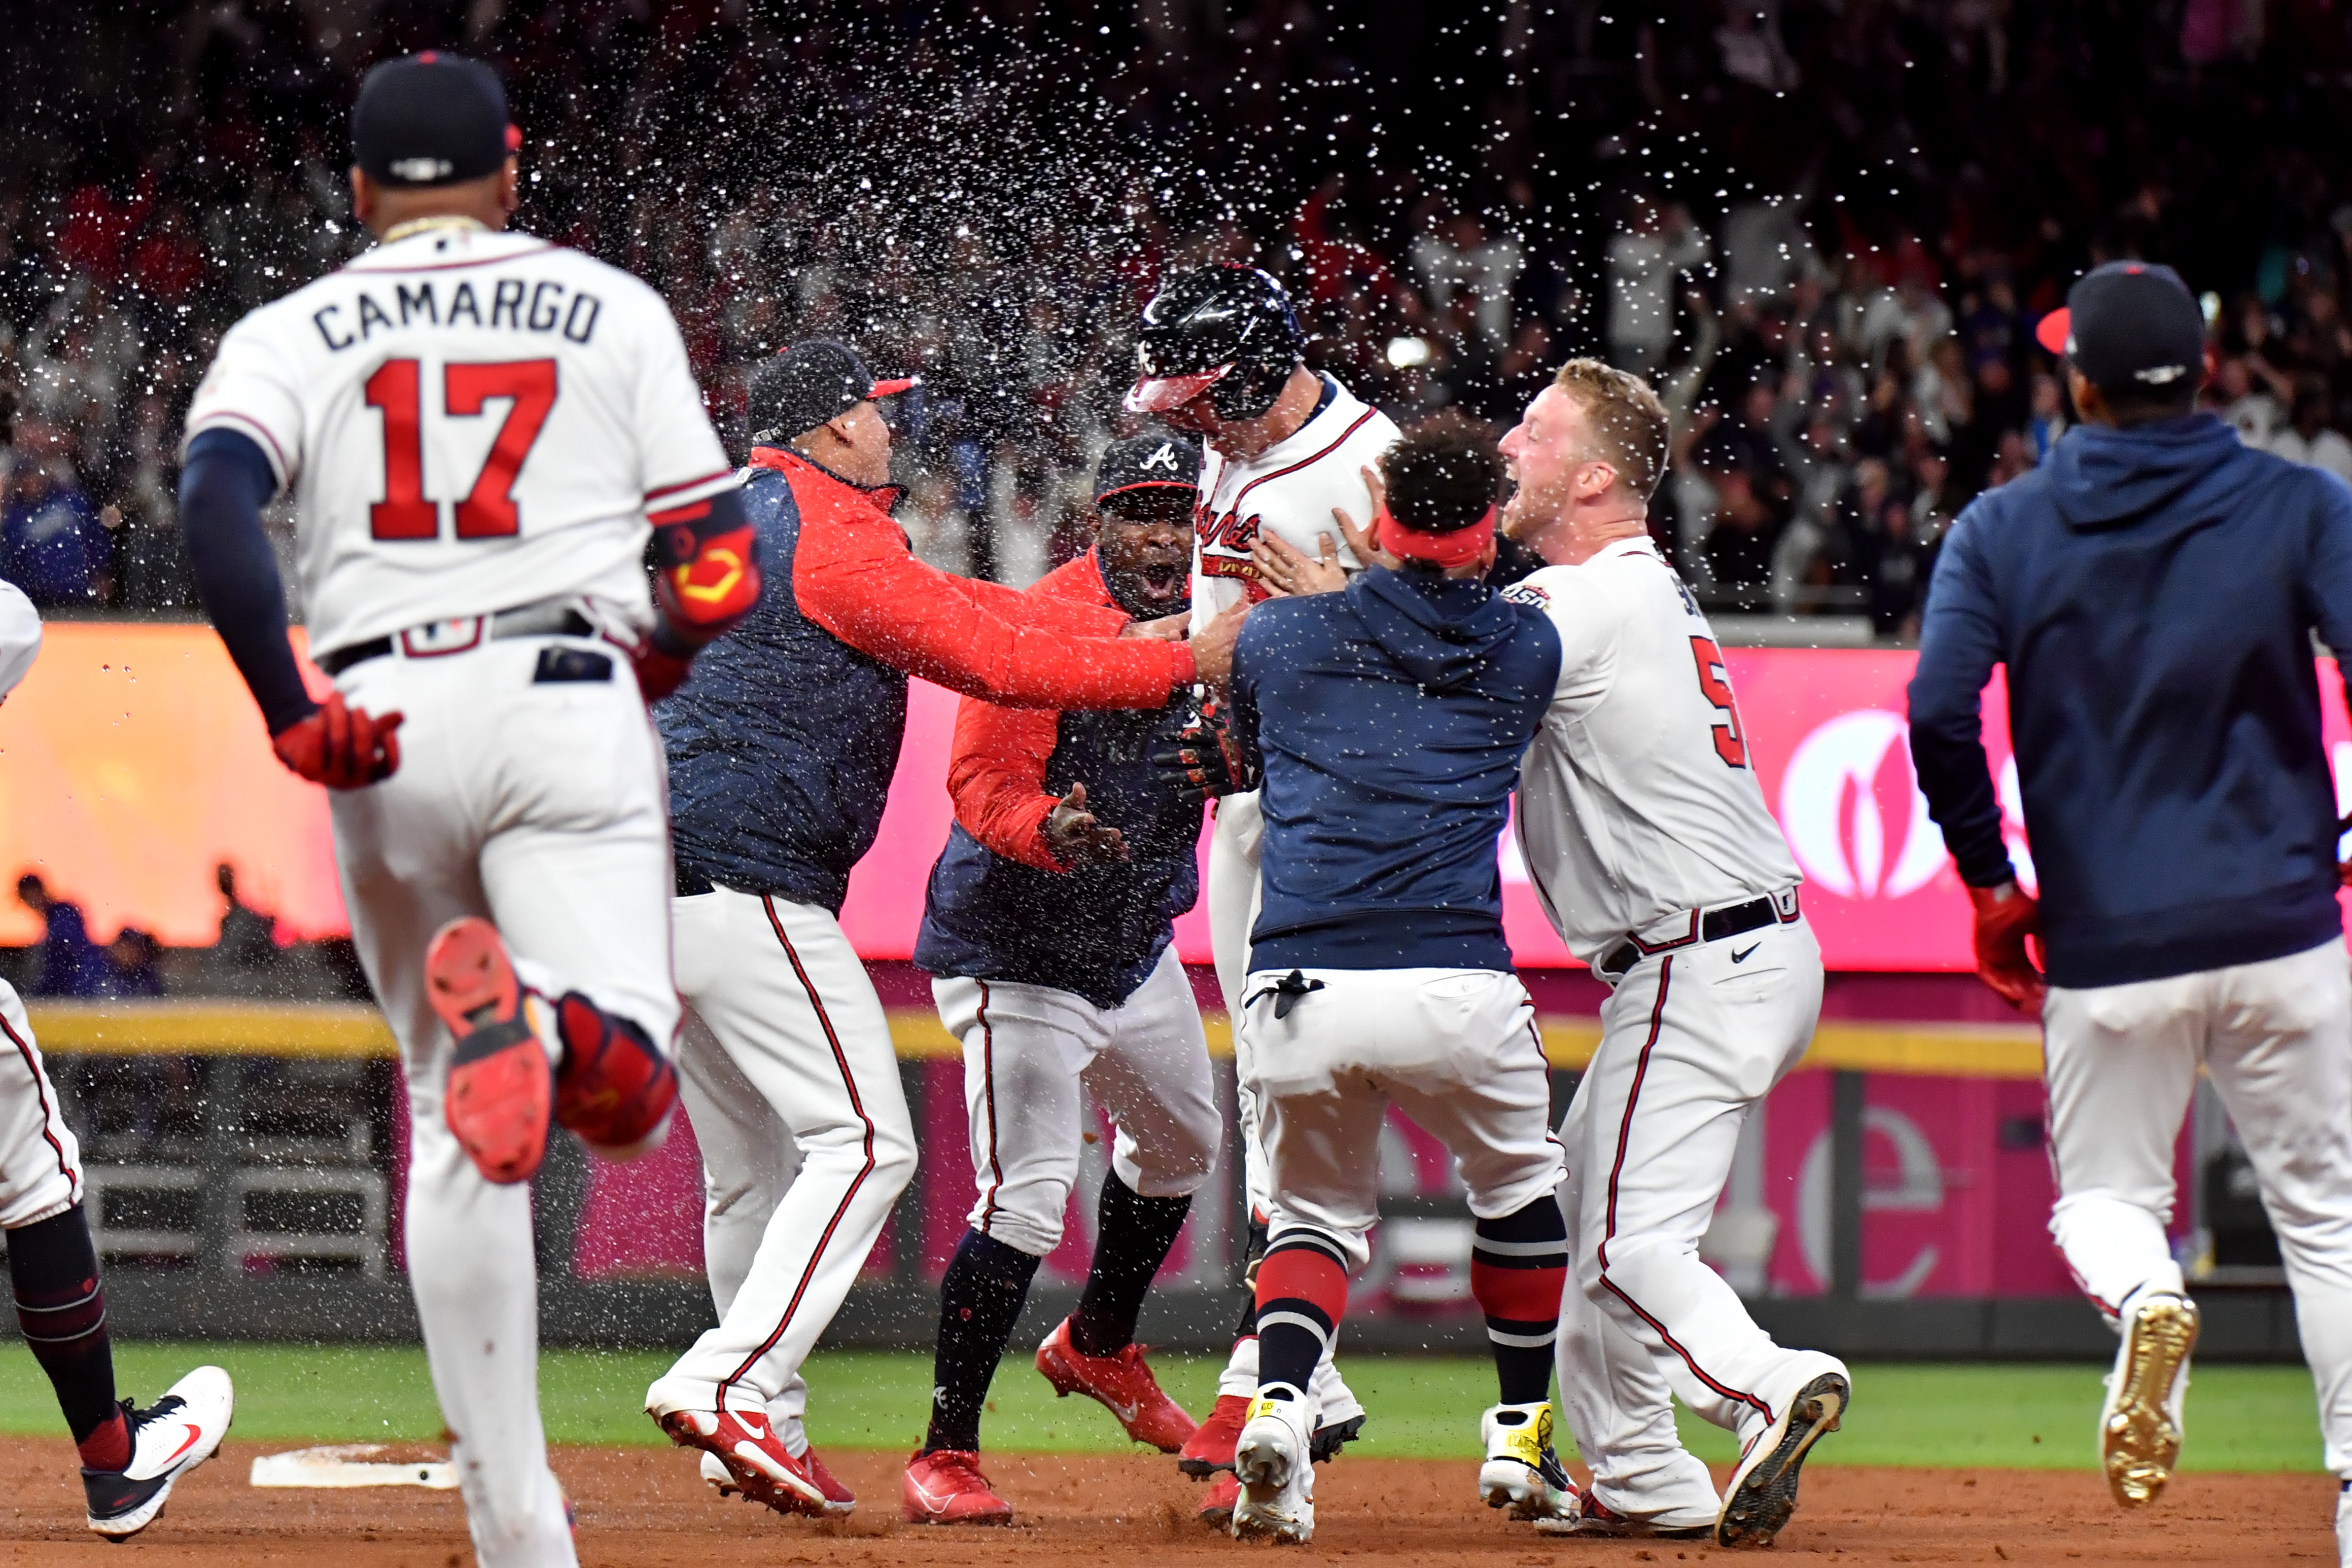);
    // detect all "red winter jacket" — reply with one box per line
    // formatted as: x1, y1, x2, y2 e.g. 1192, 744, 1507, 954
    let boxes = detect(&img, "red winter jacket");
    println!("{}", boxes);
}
761, 447, 1195, 707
